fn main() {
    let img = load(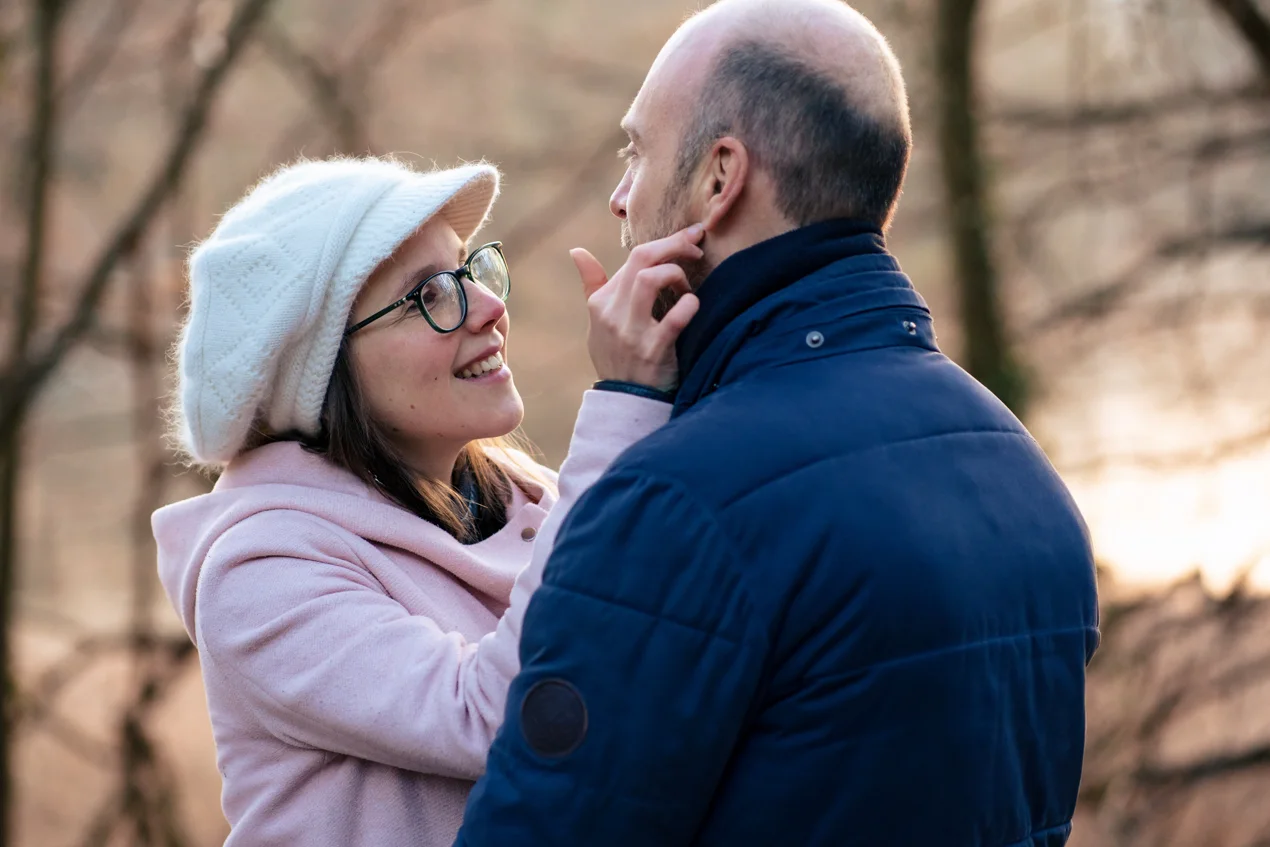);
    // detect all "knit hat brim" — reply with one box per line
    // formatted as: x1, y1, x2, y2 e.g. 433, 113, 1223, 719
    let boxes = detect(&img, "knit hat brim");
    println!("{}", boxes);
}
435, 165, 500, 245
